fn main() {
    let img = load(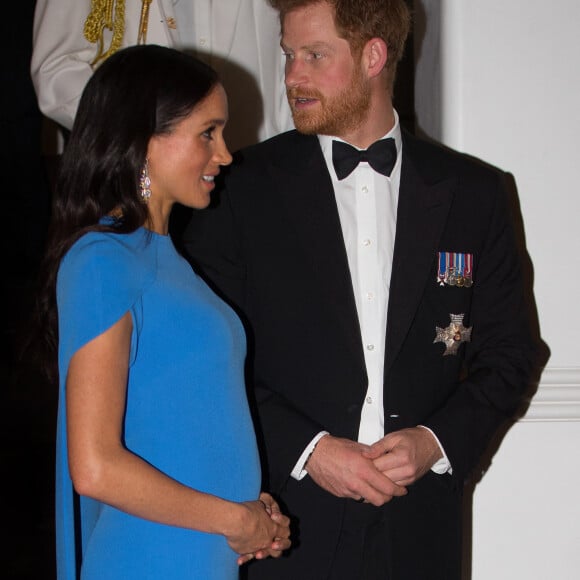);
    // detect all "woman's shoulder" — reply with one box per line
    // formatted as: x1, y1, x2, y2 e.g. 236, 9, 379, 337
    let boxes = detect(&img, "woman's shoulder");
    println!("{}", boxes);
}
58, 228, 156, 298
62, 226, 156, 271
